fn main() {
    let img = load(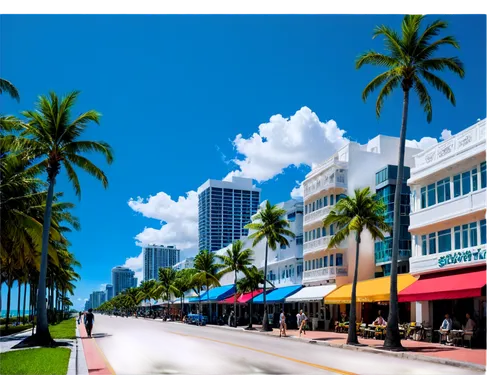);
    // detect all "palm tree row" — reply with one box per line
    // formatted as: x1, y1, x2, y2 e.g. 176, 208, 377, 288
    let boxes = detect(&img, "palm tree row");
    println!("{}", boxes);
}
1, 81, 113, 345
